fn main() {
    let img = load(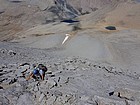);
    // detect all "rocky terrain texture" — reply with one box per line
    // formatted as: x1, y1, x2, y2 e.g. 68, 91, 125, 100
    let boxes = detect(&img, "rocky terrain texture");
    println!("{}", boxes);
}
0, 0, 140, 105
1, 42, 140, 105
